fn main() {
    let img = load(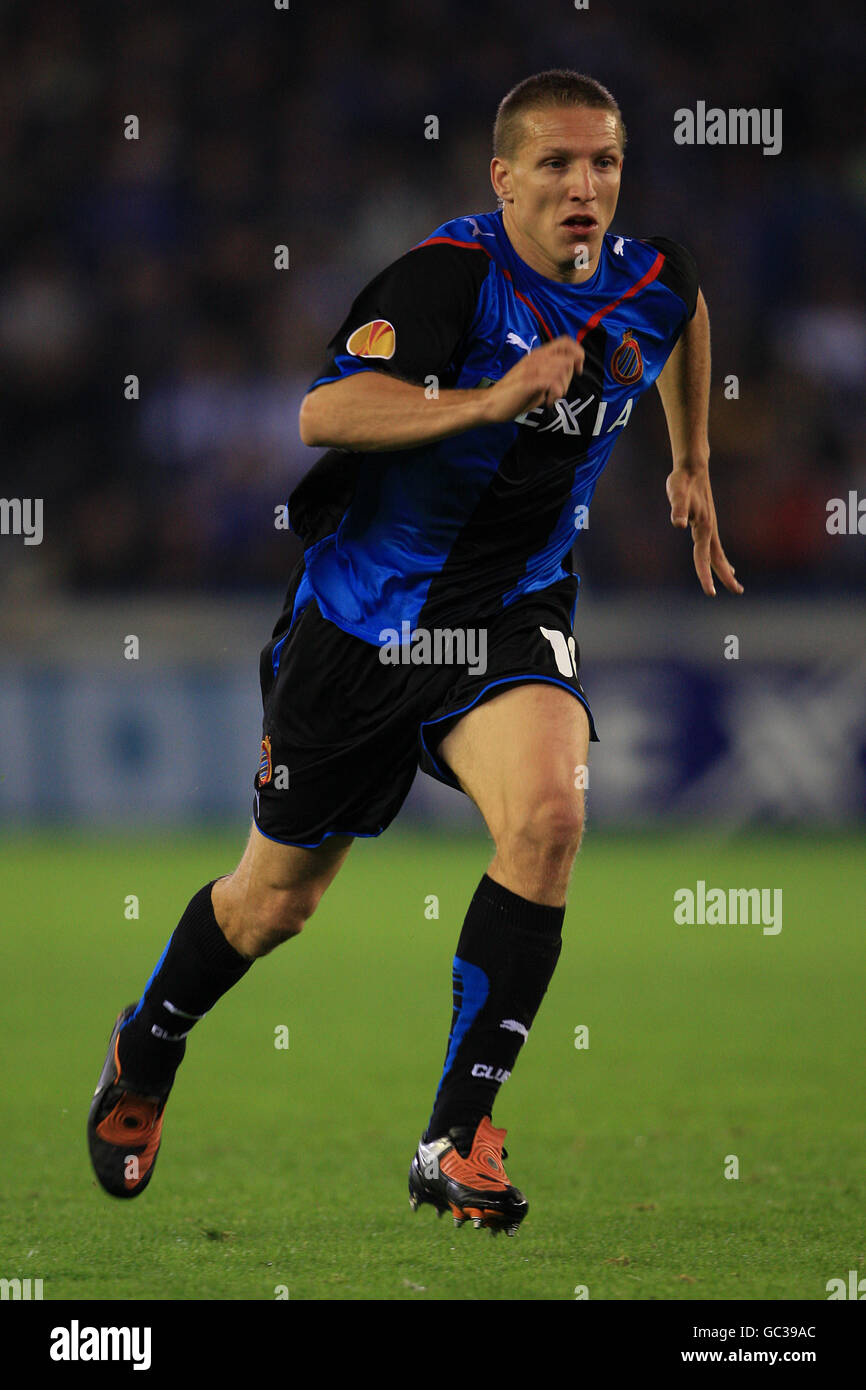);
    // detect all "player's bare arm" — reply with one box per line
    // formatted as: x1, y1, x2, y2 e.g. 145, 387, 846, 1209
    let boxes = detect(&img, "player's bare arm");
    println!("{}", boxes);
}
485, 334, 585, 417
656, 289, 743, 598
298, 335, 584, 452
